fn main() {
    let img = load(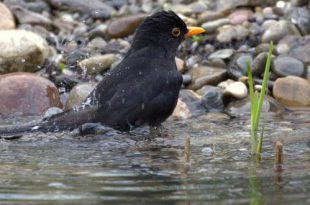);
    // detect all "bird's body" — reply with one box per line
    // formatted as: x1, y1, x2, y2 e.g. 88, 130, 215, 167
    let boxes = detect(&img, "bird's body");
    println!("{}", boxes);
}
0, 11, 204, 136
